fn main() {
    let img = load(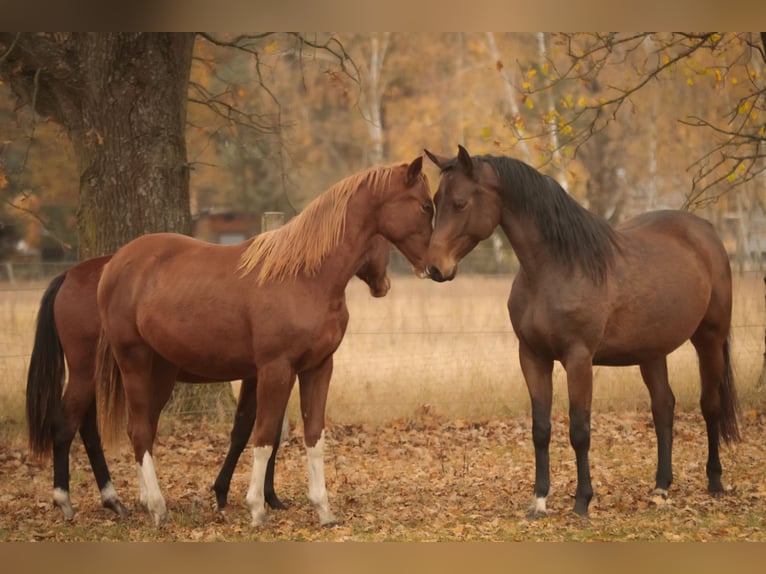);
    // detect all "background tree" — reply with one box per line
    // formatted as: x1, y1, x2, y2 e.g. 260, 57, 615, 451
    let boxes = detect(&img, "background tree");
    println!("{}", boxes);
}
0, 33, 196, 259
